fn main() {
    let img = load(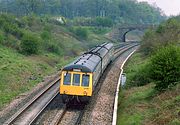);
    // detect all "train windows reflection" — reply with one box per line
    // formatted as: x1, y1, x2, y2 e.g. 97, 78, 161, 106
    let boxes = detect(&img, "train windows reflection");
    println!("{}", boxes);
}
73, 74, 80, 86
64, 73, 71, 85
82, 74, 89, 87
